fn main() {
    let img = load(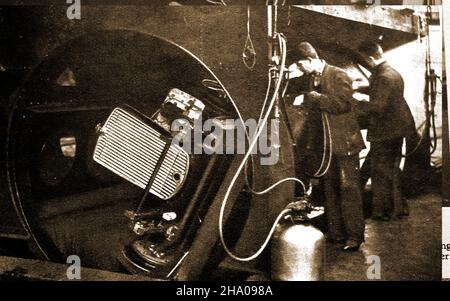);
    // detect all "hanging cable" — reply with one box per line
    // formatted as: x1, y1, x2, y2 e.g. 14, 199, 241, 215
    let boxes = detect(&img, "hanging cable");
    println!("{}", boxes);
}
222, 208, 292, 262
287, 5, 291, 27
311, 112, 333, 178
219, 33, 301, 262
249, 177, 306, 196
244, 37, 304, 196
281, 65, 333, 178
425, 2, 438, 156
257, 70, 274, 127
242, 6, 257, 70
219, 6, 333, 261
278, 71, 296, 147
429, 69, 438, 155
244, 40, 284, 193
403, 121, 426, 157
243, 70, 272, 190
244, 50, 332, 195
